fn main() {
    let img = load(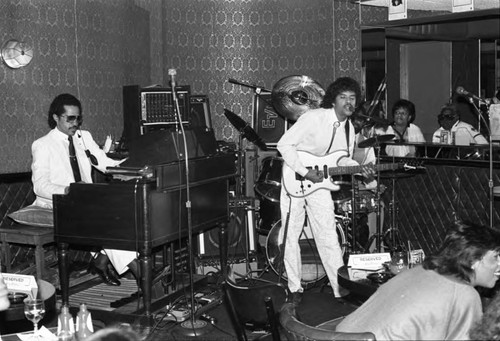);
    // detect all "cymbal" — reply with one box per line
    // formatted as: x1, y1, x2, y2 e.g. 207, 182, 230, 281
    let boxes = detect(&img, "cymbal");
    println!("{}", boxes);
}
271, 75, 325, 121
358, 134, 395, 148
224, 109, 268, 150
